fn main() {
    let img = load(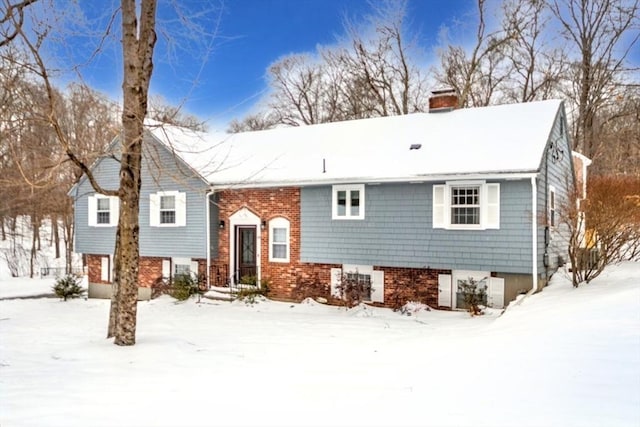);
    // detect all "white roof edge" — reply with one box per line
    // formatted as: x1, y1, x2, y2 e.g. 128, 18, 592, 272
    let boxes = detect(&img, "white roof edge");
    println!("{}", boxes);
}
209, 172, 539, 190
